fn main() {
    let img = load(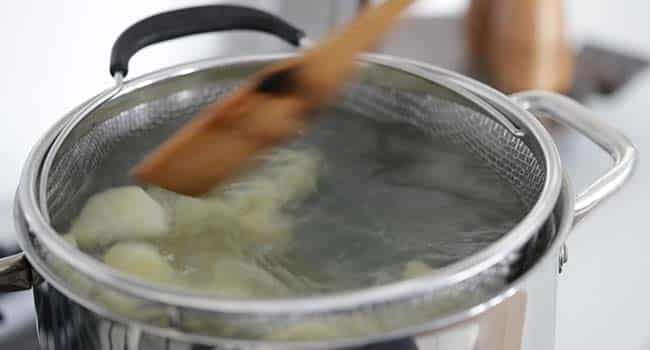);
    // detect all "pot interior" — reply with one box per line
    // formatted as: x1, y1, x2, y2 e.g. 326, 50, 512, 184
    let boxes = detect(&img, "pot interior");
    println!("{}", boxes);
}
24, 56, 558, 341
